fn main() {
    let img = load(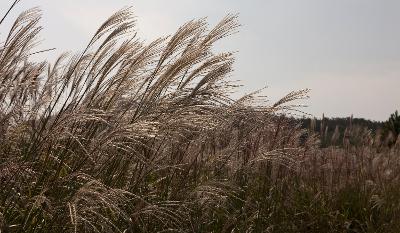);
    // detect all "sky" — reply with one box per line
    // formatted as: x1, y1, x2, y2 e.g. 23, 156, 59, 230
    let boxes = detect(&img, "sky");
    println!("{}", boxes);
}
1, 0, 399, 121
